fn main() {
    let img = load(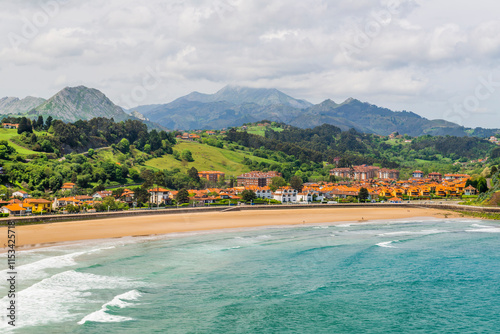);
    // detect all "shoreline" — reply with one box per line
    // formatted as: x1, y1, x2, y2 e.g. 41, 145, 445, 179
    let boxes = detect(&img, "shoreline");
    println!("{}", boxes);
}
0, 207, 462, 250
